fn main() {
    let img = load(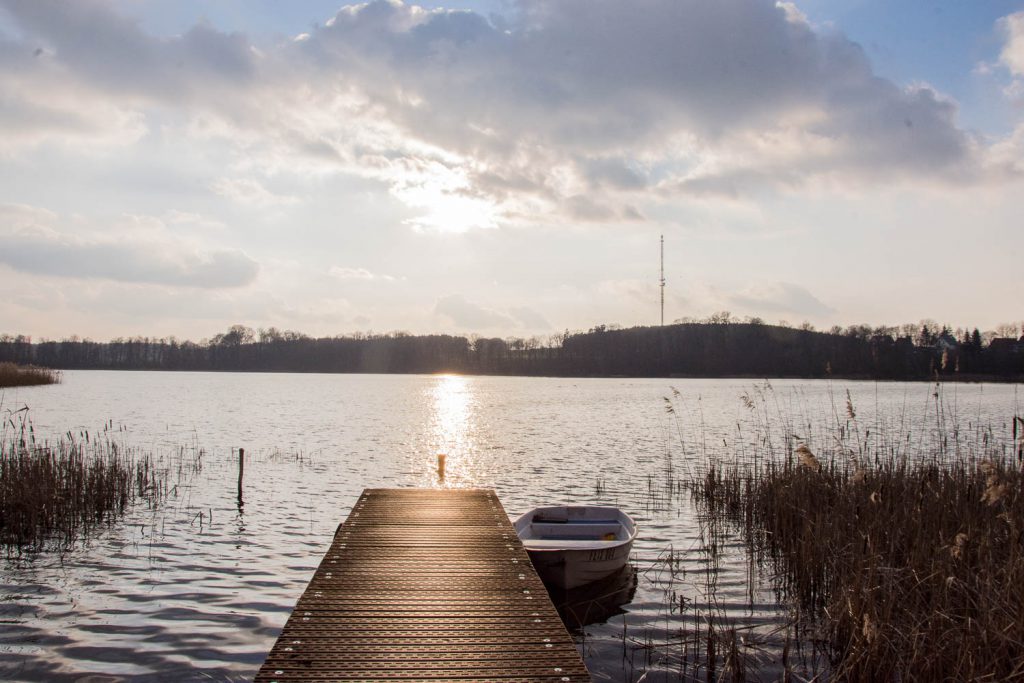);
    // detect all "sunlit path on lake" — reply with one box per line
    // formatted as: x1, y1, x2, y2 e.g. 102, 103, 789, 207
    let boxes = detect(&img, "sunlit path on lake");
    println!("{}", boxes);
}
424, 373, 483, 487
